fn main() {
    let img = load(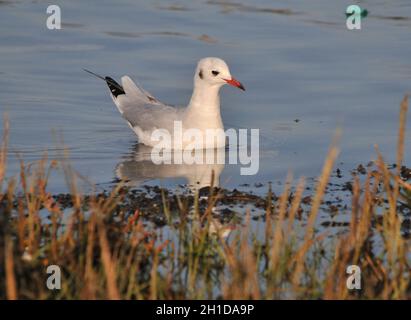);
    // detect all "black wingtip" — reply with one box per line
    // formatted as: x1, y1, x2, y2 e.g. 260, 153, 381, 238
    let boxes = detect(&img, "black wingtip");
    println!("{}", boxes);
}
105, 76, 125, 97
83, 68, 125, 98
